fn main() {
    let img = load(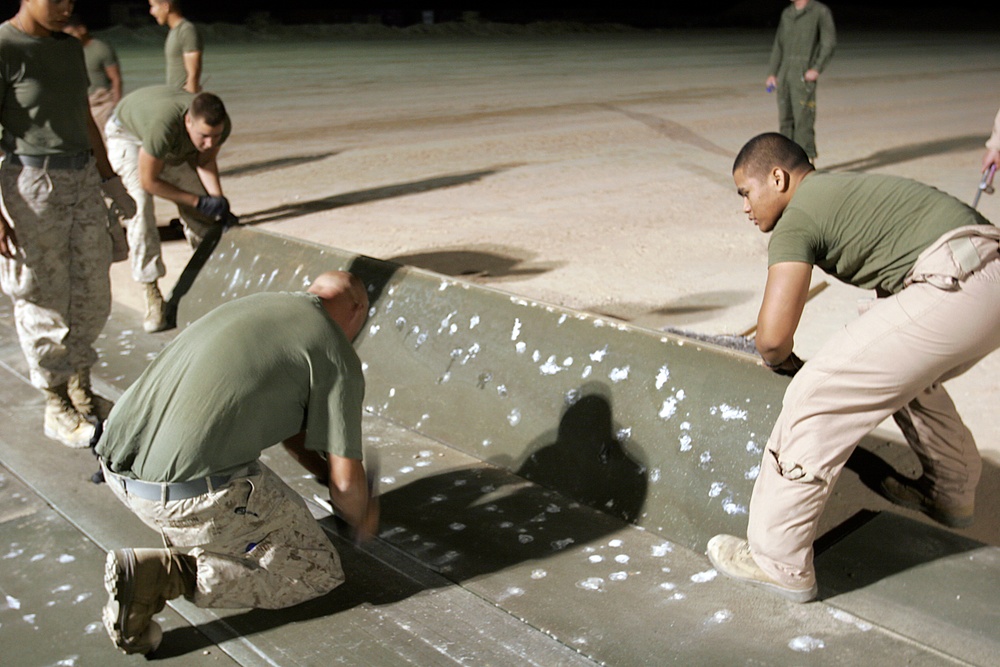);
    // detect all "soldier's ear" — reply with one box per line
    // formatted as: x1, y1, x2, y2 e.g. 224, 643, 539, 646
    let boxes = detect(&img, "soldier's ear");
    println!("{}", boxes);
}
770, 167, 791, 193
